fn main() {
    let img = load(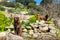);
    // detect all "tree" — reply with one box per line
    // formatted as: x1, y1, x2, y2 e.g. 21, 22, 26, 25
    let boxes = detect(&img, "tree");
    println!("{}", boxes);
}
40, 0, 52, 5
28, 3, 37, 9
15, 0, 36, 6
